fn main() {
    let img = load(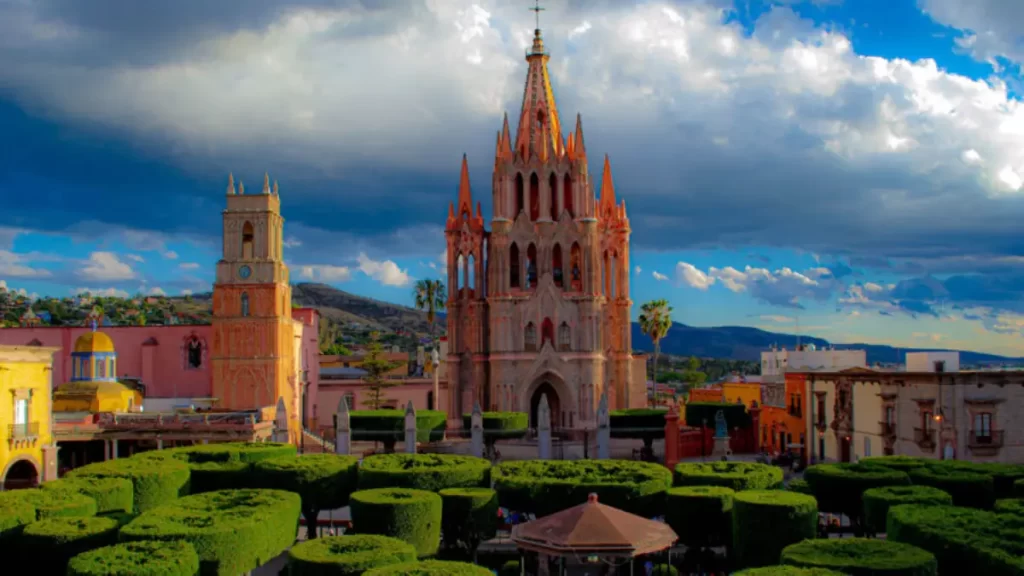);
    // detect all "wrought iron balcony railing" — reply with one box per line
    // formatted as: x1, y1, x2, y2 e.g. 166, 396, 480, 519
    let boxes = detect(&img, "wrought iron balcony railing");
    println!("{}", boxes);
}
968, 429, 1004, 449
879, 421, 897, 437
8, 421, 40, 439
913, 427, 935, 449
